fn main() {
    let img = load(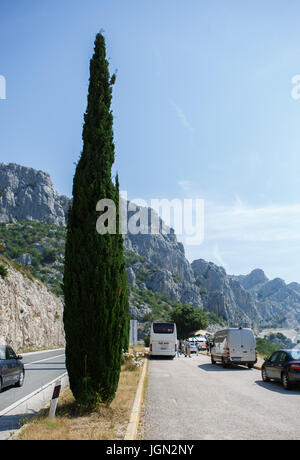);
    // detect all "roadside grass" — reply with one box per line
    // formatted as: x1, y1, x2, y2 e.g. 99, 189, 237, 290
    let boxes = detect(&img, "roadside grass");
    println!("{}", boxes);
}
15, 350, 145, 441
